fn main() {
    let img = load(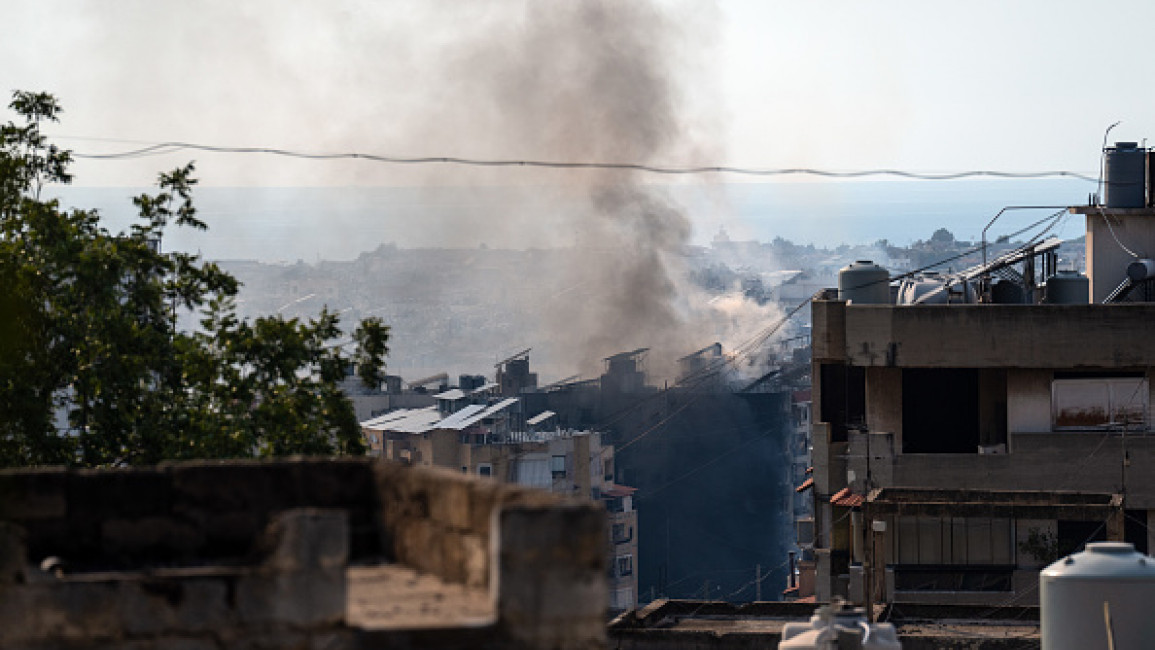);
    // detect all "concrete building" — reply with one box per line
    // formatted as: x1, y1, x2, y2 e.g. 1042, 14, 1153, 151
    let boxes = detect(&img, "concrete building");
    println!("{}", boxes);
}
361, 387, 641, 613
807, 193, 1155, 609
784, 389, 816, 601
